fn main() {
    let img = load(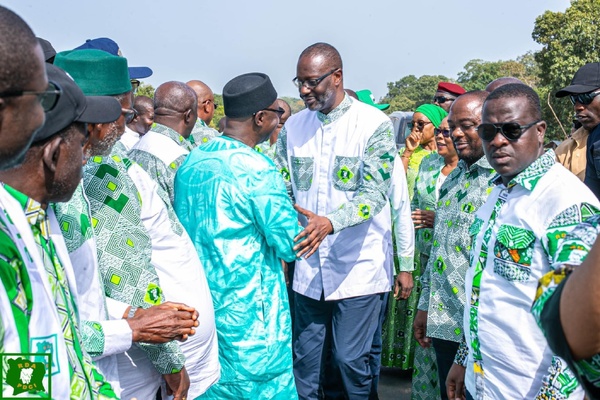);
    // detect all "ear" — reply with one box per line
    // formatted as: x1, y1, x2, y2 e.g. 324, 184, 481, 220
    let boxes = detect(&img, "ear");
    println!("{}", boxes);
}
332, 69, 343, 87
183, 109, 193, 124
41, 136, 63, 173
537, 120, 546, 144
253, 111, 265, 127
